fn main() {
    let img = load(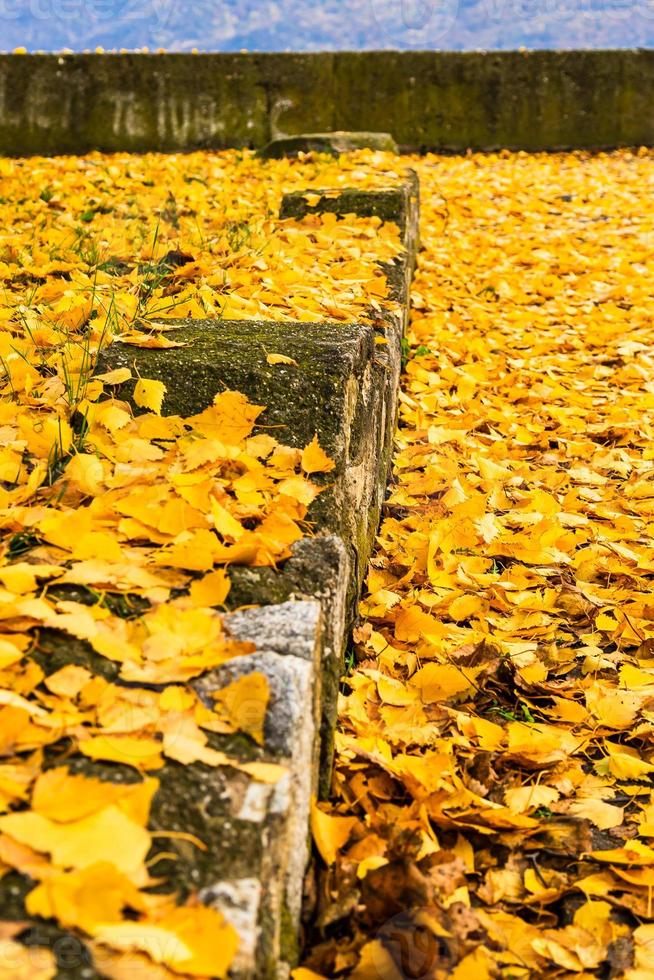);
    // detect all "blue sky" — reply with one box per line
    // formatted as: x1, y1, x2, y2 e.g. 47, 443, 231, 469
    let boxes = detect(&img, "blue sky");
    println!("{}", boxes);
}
2, 0, 654, 51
